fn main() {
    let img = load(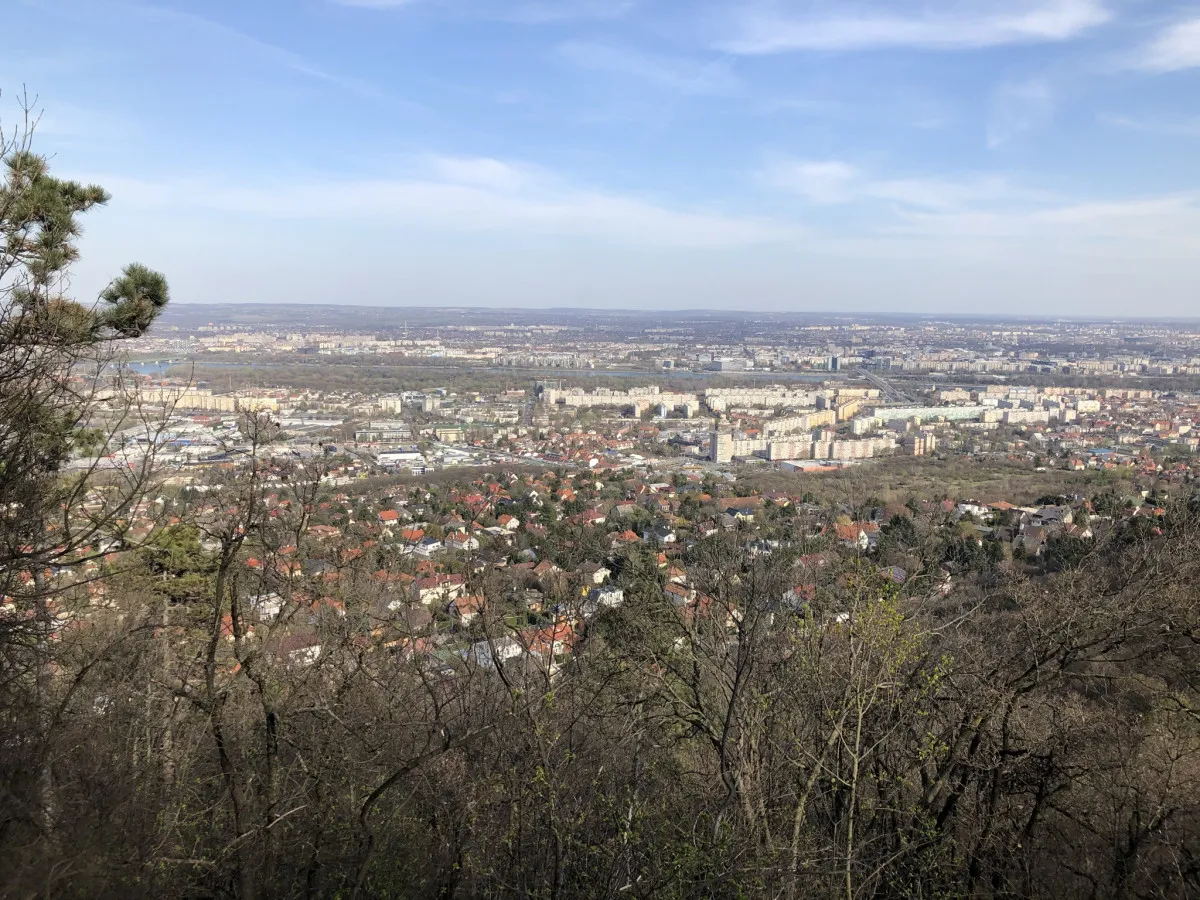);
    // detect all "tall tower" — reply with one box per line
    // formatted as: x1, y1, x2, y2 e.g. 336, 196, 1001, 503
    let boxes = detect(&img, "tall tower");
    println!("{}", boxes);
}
711, 429, 734, 463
